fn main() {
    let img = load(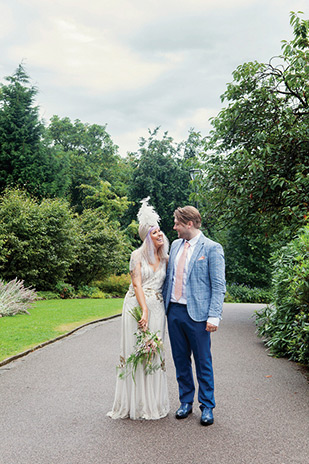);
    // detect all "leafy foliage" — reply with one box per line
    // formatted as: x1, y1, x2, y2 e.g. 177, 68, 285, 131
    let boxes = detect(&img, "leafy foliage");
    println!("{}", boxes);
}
224, 226, 271, 288
225, 284, 272, 304
94, 273, 131, 297
0, 278, 37, 317
79, 180, 130, 223
0, 64, 70, 198
55, 281, 76, 299
255, 225, 309, 365
198, 12, 309, 244
127, 128, 192, 241
68, 209, 130, 288
0, 189, 78, 290
47, 116, 129, 212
